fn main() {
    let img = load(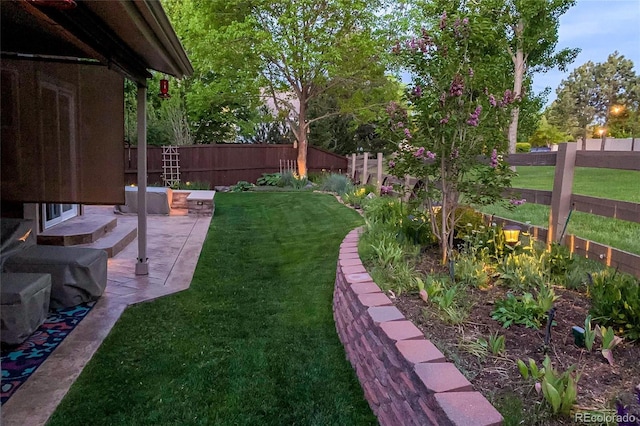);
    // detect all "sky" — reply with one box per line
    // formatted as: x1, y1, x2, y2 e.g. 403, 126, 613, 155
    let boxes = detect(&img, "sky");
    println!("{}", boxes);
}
531, 0, 640, 105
